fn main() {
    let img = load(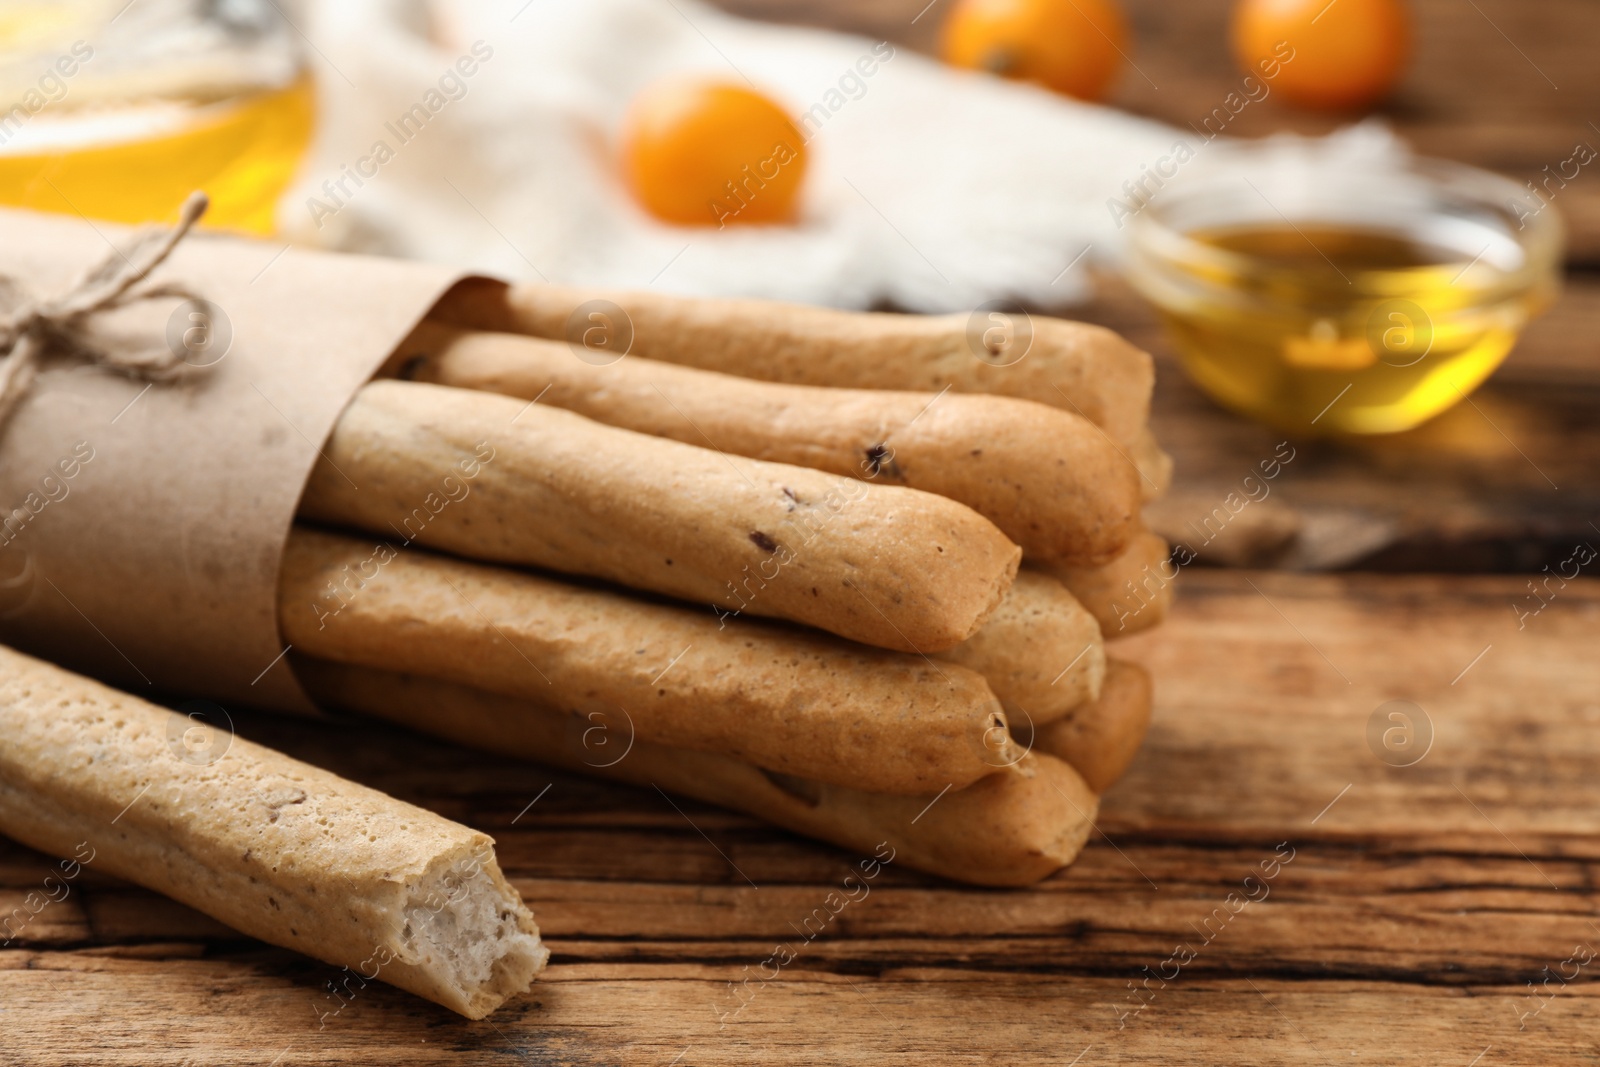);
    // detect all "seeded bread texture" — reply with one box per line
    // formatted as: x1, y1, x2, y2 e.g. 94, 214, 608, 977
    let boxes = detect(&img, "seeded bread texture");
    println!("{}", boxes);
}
299, 379, 1020, 654
0, 644, 546, 1018
298, 658, 1099, 888
398, 324, 1139, 566
281, 527, 1019, 794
